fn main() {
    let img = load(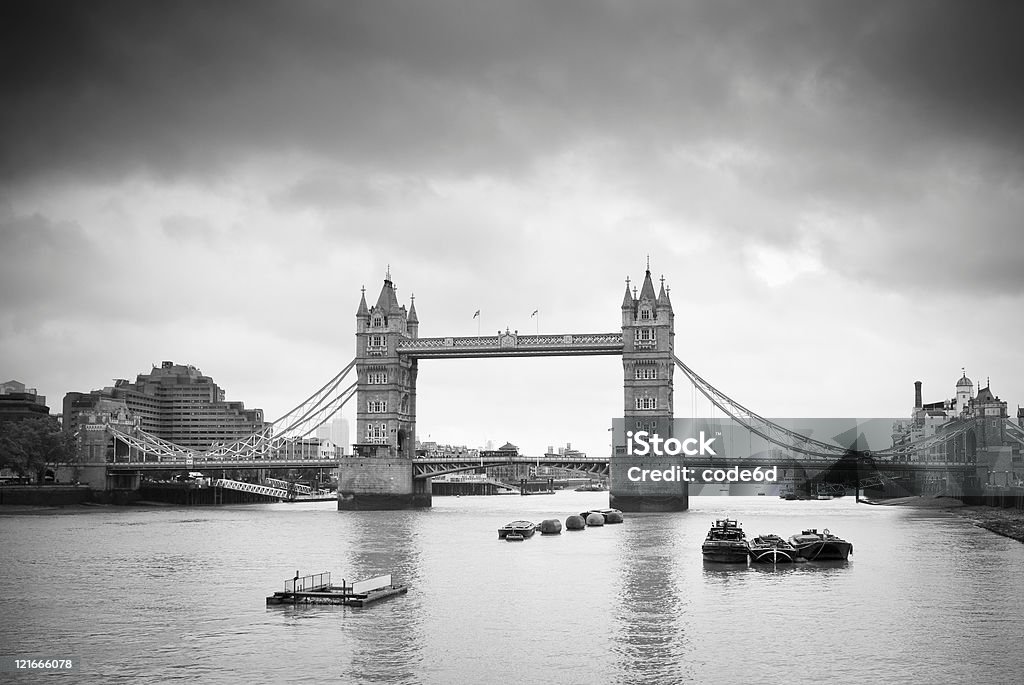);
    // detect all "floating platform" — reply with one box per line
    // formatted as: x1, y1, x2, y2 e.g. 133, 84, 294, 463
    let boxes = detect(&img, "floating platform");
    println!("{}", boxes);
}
266, 572, 407, 607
